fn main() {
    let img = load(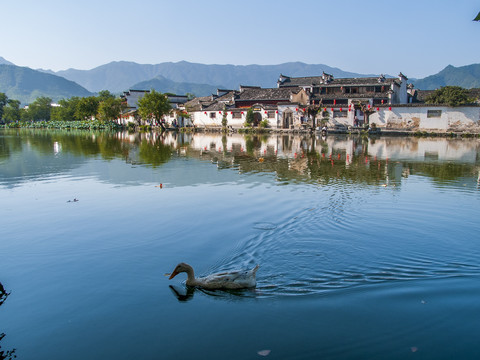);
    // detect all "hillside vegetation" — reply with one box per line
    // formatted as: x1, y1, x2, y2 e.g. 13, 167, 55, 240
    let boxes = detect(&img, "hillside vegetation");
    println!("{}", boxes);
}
54, 61, 378, 93
412, 64, 480, 90
0, 64, 92, 104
